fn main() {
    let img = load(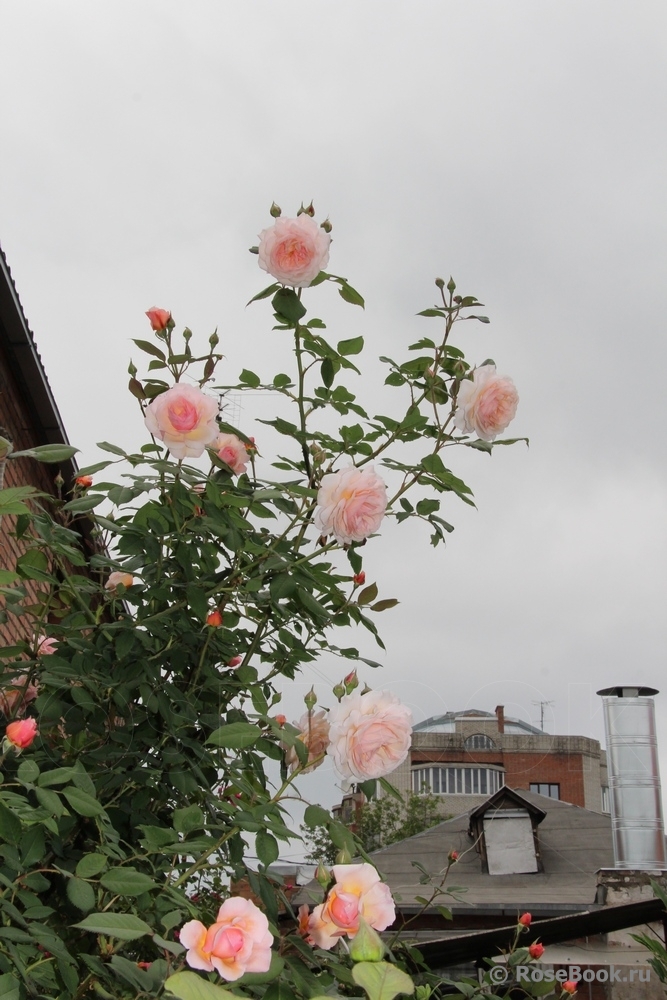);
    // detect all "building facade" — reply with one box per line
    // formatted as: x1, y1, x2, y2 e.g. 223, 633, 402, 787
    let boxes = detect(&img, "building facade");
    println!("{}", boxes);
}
387, 706, 609, 815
